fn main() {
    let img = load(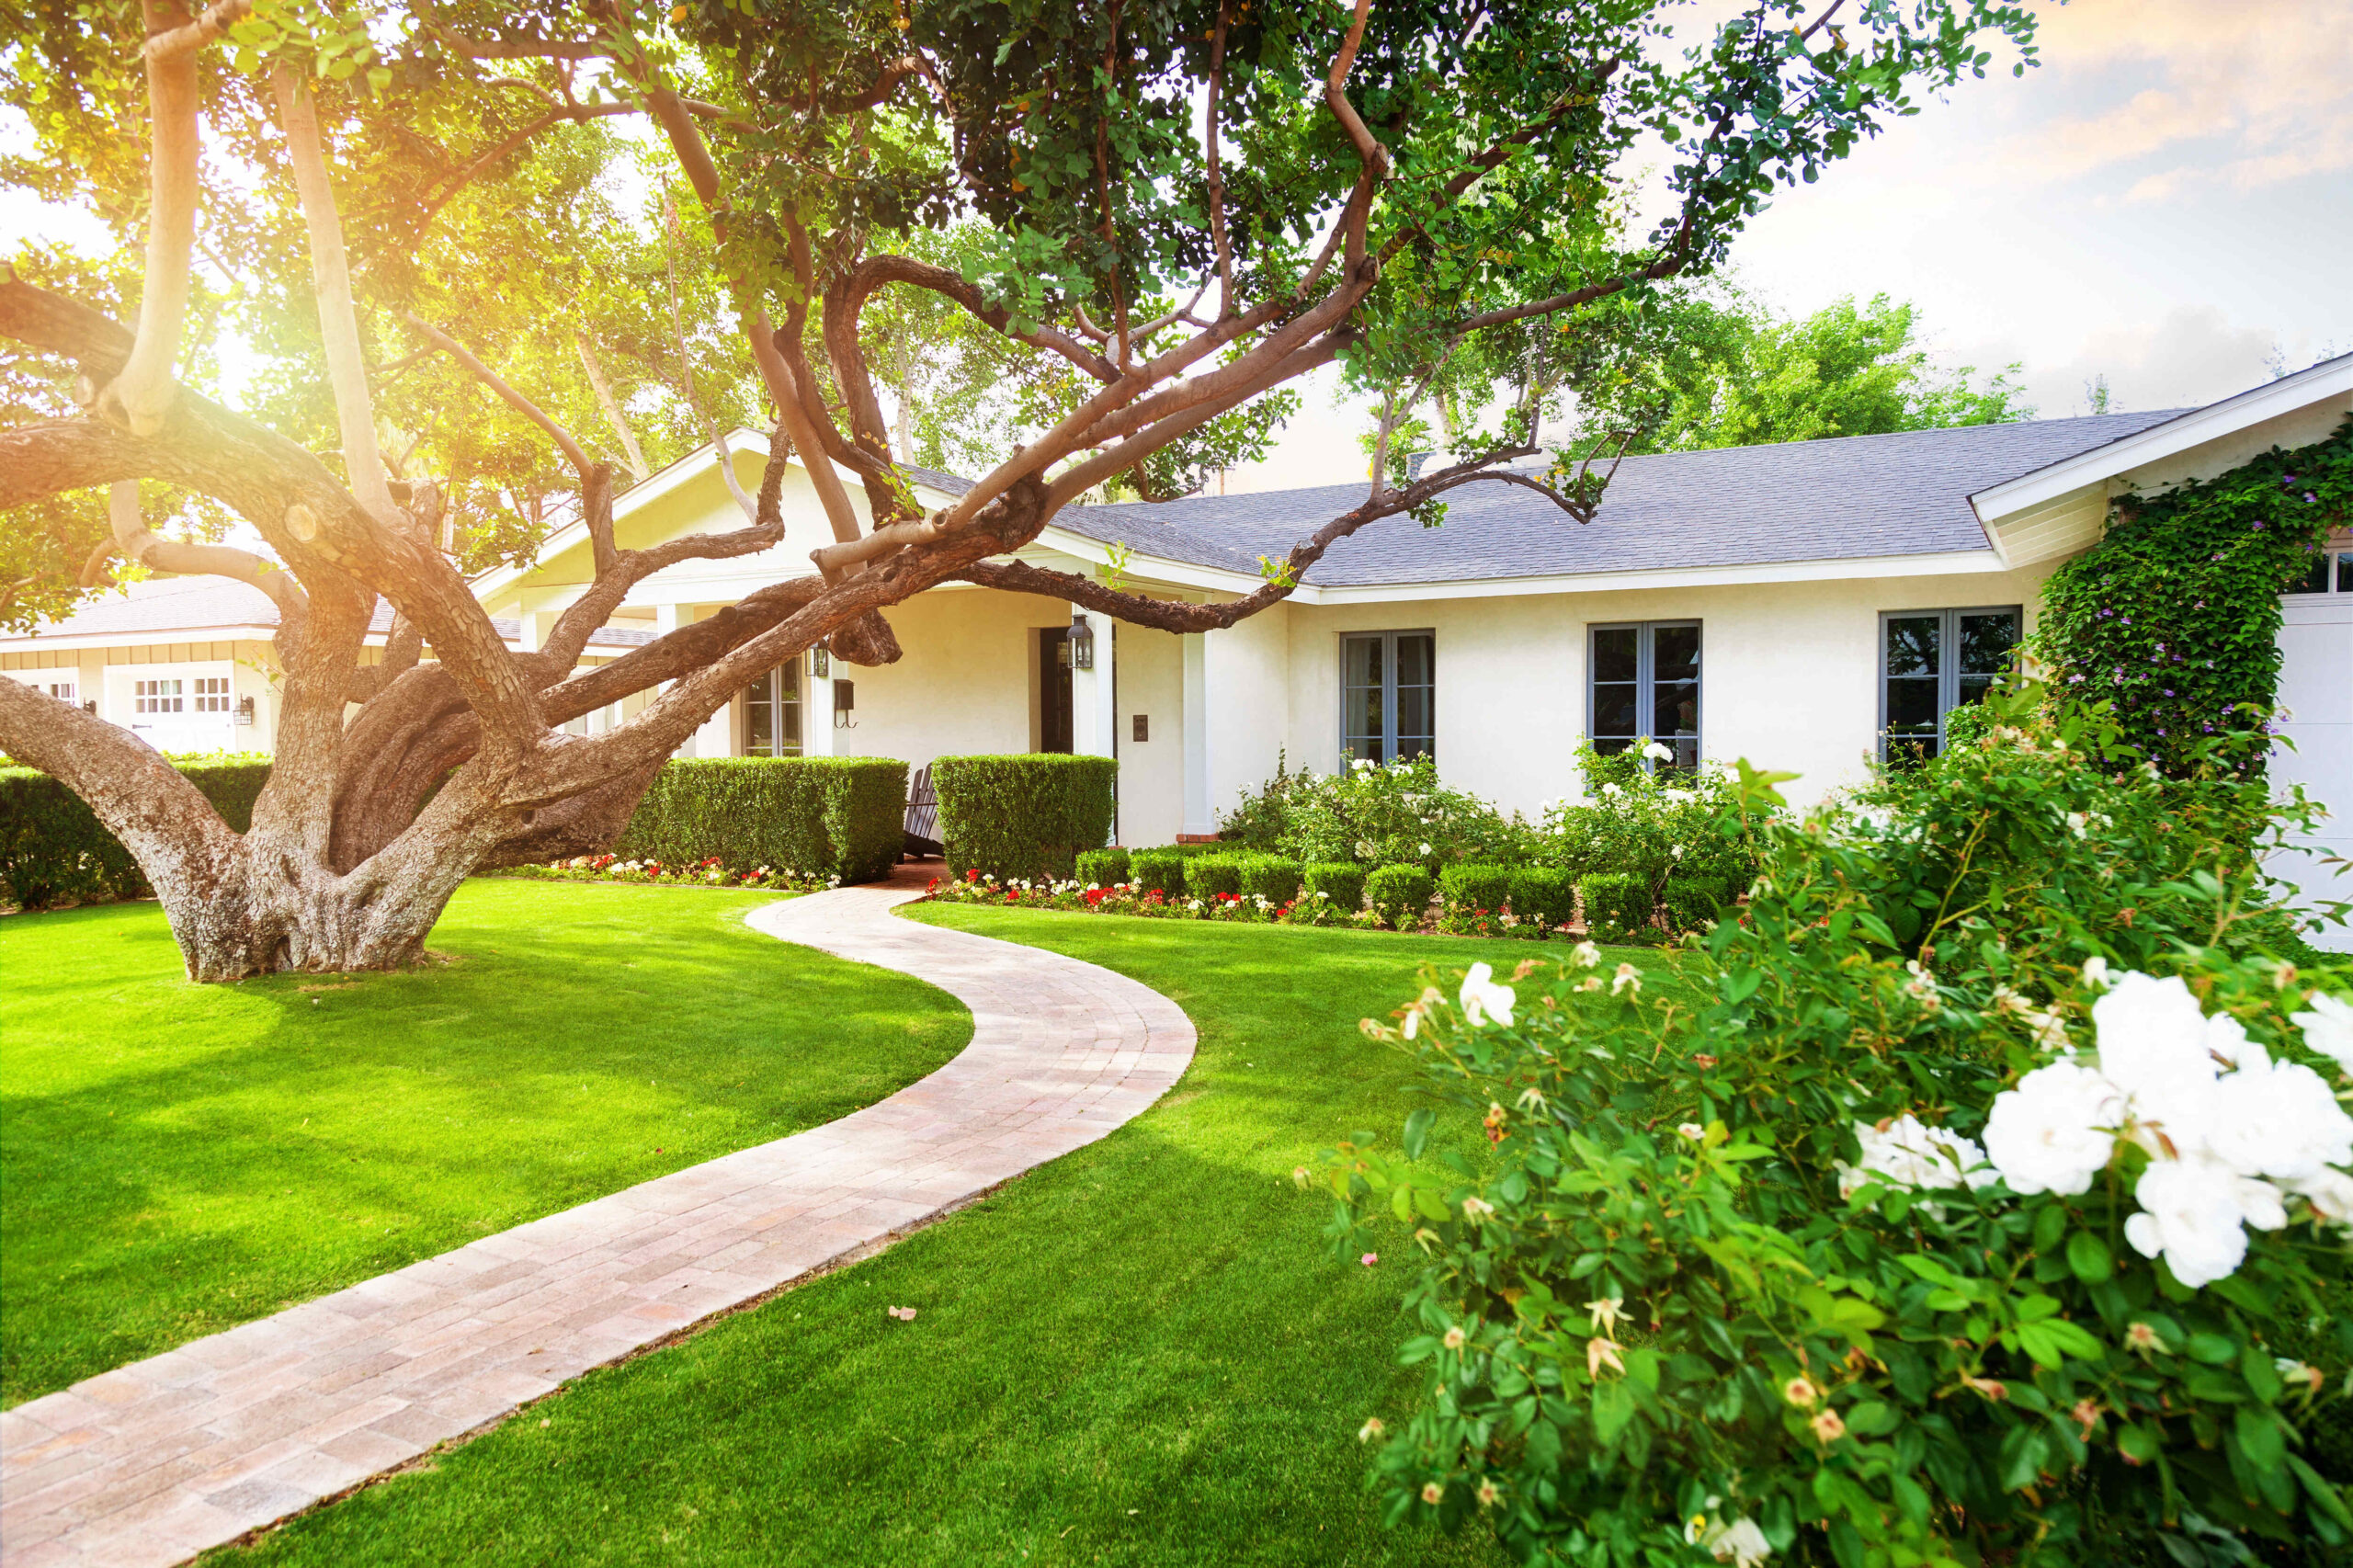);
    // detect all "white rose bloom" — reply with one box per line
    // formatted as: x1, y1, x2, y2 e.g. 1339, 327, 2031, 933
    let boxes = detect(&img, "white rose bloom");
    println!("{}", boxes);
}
1458, 962, 1517, 1028
1699, 1517, 1773, 1568
2203, 1056, 2353, 1184
2290, 1166, 2353, 1226
2124, 1157, 2258, 1288
1571, 940, 1601, 968
1600, 781, 1622, 798
1837, 1116, 1995, 1215
2081, 956, 2114, 992
1641, 739, 1674, 763
2290, 992, 2353, 1073
1984, 1061, 2123, 1196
